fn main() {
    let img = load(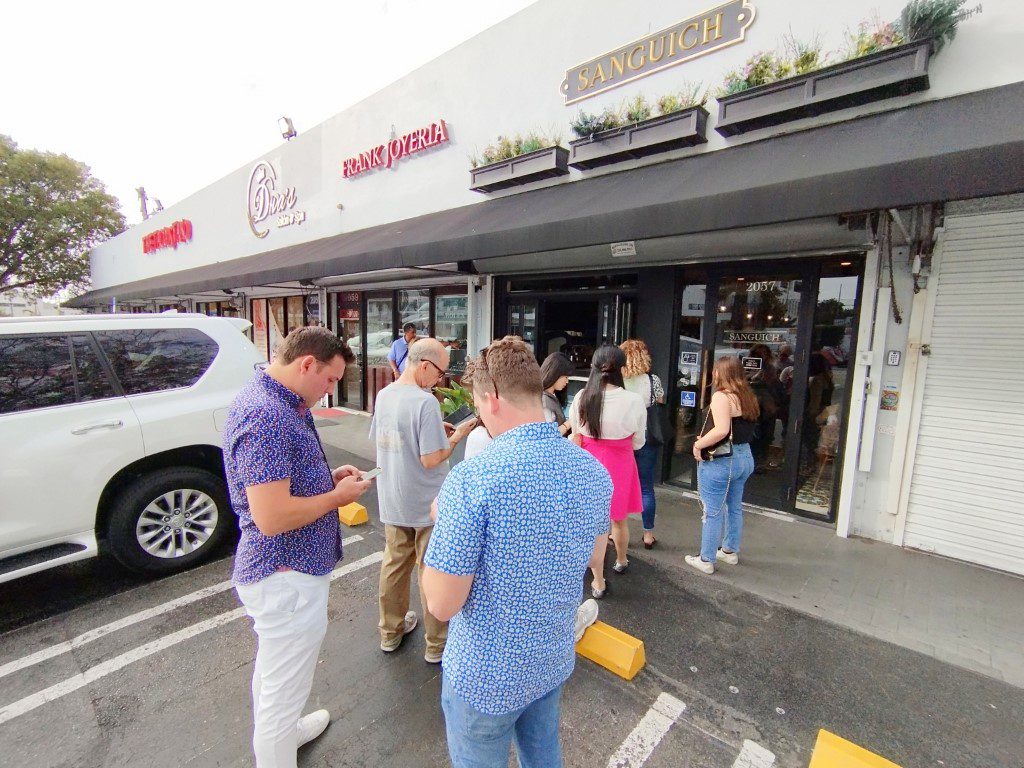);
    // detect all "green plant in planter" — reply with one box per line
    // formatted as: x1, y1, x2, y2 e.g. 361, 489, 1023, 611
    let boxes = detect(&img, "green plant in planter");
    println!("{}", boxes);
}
625, 94, 652, 123
570, 107, 624, 138
718, 50, 793, 95
656, 82, 707, 115
521, 130, 560, 154
434, 380, 474, 417
784, 34, 827, 75
472, 130, 562, 167
896, 0, 966, 53
844, 16, 905, 59
651, 83, 708, 115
